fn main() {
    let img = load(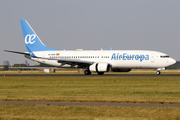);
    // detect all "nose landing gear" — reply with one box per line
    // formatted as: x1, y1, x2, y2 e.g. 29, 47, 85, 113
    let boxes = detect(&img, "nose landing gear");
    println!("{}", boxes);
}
156, 71, 161, 75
